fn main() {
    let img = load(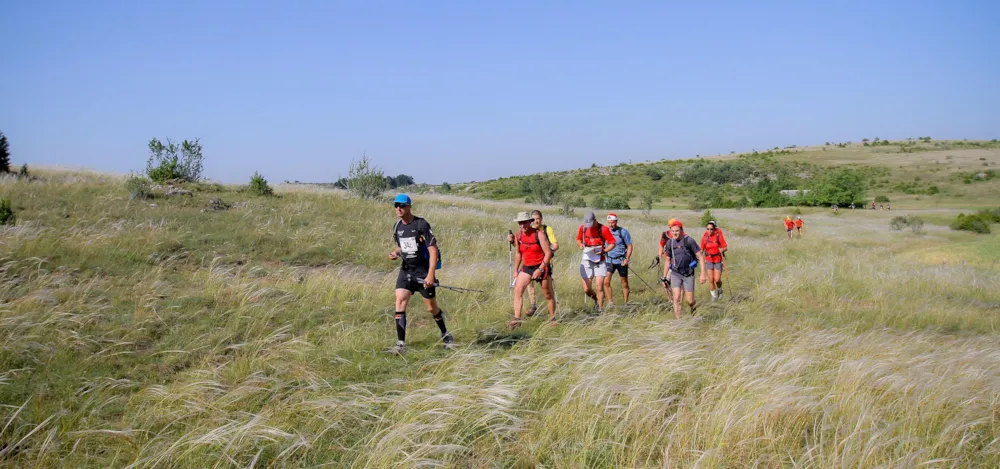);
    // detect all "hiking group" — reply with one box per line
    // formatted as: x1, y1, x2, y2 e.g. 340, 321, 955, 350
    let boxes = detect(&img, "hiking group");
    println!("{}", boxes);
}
387, 193, 732, 353
784, 216, 804, 238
